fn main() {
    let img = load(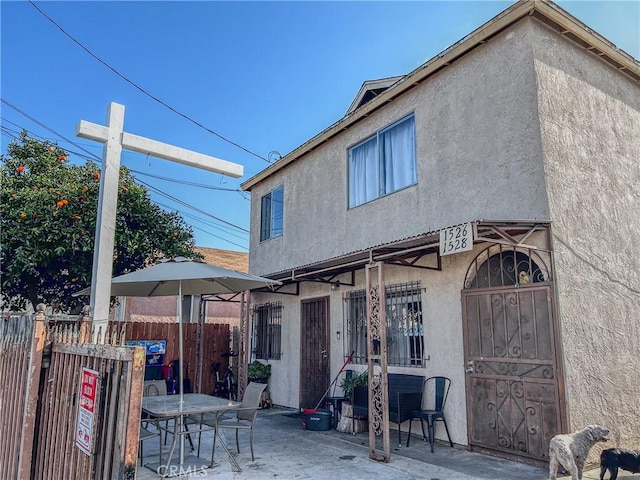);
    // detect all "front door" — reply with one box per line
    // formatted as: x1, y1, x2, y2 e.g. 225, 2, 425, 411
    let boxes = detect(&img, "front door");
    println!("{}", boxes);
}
300, 297, 330, 409
462, 285, 561, 463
